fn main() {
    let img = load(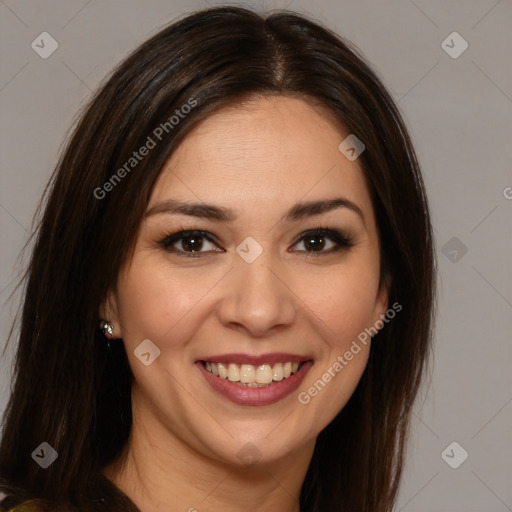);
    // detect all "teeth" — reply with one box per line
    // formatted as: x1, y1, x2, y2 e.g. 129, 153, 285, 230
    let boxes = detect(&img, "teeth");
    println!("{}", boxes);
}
227, 363, 240, 382
272, 362, 284, 381
240, 364, 255, 383
217, 363, 227, 379
256, 364, 273, 384
203, 361, 303, 385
